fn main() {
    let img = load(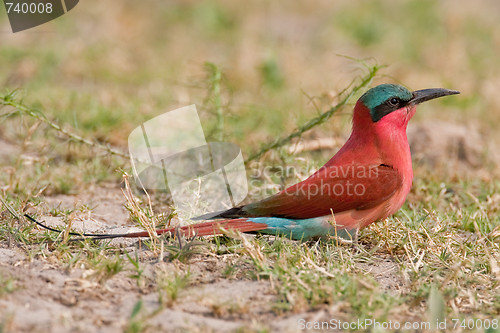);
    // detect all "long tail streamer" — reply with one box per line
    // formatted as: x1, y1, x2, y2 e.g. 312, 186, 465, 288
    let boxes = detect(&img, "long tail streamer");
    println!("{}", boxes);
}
24, 214, 267, 241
